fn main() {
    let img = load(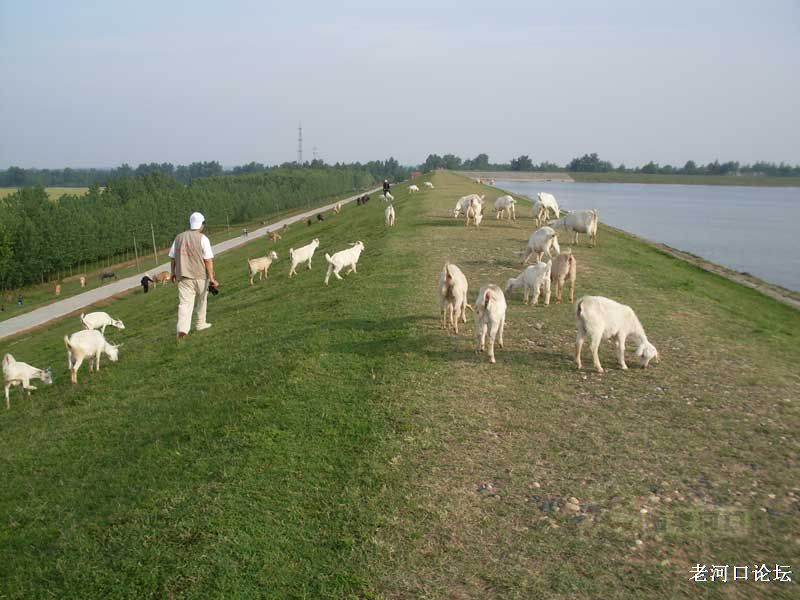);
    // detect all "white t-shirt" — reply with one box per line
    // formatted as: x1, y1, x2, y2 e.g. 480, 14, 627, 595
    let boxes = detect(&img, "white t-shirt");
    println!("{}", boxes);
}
168, 233, 214, 260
